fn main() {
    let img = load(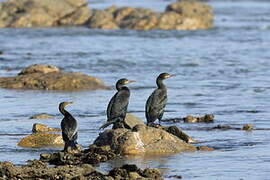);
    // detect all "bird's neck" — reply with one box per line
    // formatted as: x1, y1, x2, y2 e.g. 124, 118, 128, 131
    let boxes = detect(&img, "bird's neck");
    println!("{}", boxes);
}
59, 106, 71, 116
156, 78, 166, 89
116, 84, 126, 91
